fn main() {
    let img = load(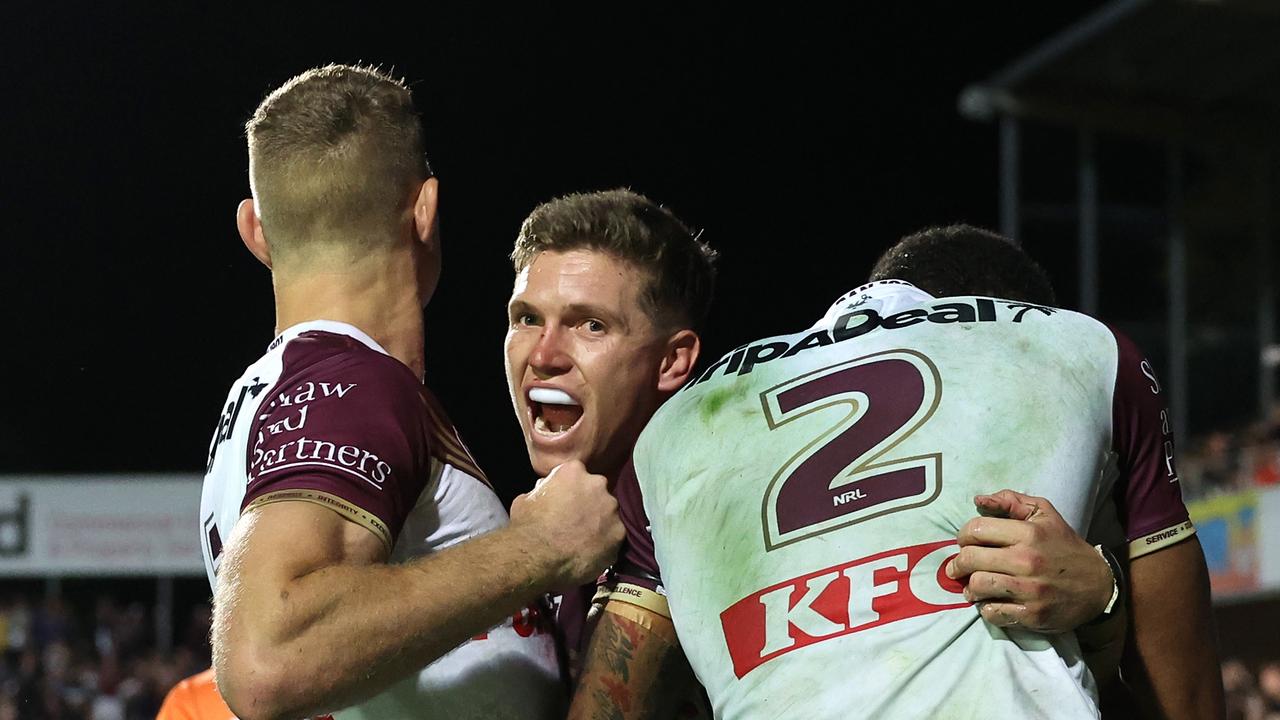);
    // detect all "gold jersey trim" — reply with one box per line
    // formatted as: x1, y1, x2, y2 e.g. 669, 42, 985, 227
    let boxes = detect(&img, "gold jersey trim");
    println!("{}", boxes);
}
1129, 520, 1196, 560
244, 489, 392, 552
608, 582, 671, 619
